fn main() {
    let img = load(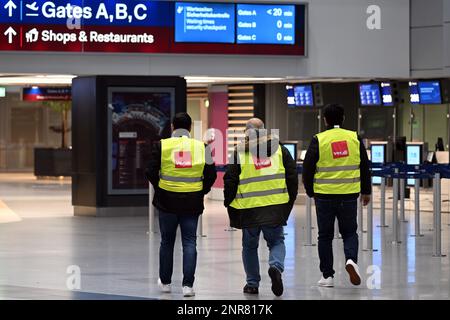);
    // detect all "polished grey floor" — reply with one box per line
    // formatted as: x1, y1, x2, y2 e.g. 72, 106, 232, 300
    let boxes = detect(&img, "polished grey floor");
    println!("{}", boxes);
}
0, 174, 449, 300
